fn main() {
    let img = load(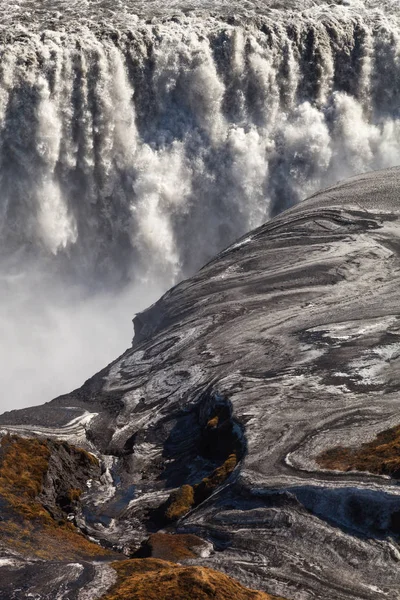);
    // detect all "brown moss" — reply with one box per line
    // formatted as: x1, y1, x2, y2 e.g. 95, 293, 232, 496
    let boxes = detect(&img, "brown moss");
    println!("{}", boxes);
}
207, 416, 219, 428
51, 440, 99, 466
194, 453, 237, 504
75, 447, 99, 466
164, 453, 238, 522
144, 533, 207, 562
0, 434, 111, 560
317, 424, 400, 477
68, 488, 83, 502
0, 435, 52, 520
211, 452, 237, 483
165, 484, 195, 521
101, 558, 286, 600
0, 516, 111, 561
